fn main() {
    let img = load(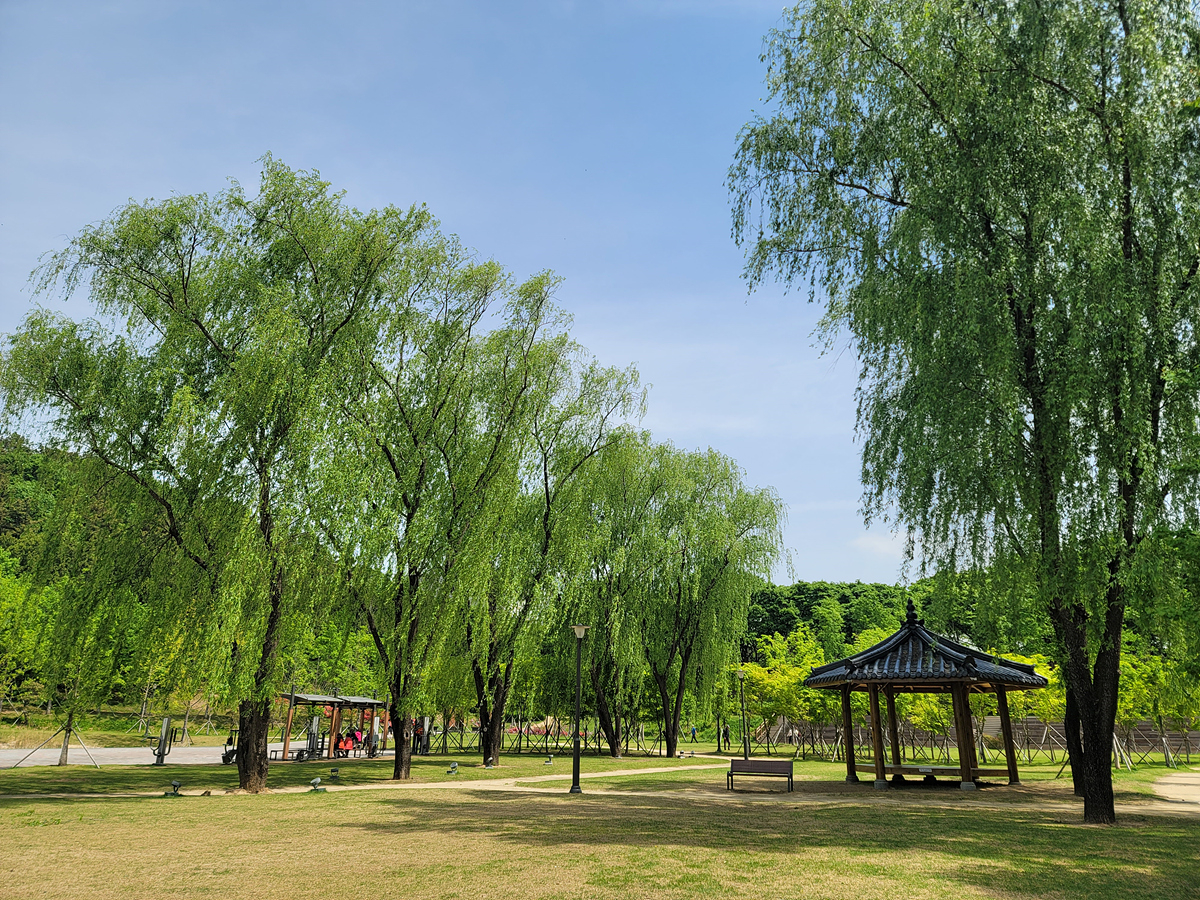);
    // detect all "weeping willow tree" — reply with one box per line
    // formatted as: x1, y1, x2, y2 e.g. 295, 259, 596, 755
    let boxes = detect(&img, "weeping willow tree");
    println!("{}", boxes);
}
636, 446, 784, 758
300, 251, 575, 777
567, 433, 674, 757
466, 339, 642, 767
1, 158, 422, 790
730, 0, 1200, 823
